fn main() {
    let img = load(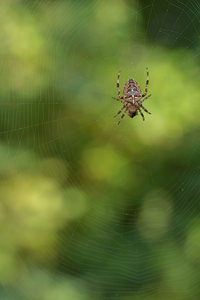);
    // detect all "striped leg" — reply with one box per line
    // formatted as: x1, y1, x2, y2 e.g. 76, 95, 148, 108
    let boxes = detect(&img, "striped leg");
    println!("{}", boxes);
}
141, 104, 151, 114
142, 67, 149, 97
141, 94, 151, 103
117, 72, 123, 99
136, 104, 145, 121
113, 104, 126, 118
112, 97, 124, 104
118, 107, 129, 125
